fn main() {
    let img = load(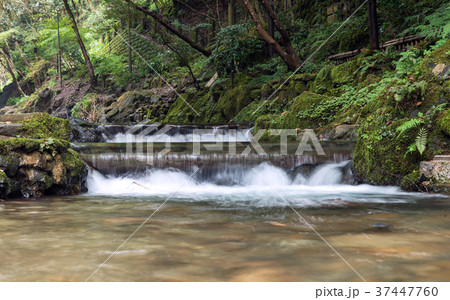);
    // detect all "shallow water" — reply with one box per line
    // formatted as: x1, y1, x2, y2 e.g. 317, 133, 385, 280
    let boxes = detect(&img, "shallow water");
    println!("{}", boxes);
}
2, 135, 450, 282
1, 164, 449, 281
